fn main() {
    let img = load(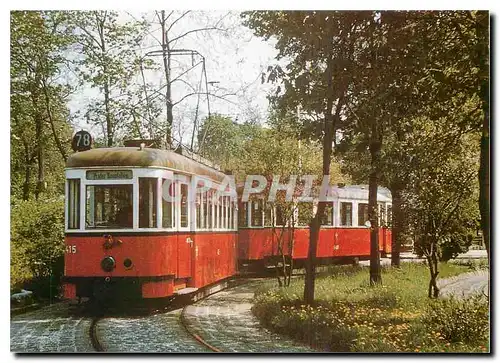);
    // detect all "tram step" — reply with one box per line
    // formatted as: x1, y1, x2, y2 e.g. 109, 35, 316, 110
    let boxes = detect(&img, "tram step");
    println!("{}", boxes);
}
174, 287, 199, 295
